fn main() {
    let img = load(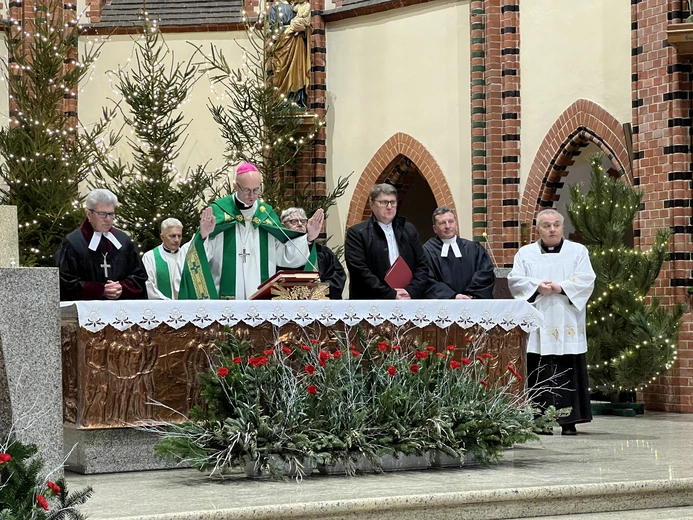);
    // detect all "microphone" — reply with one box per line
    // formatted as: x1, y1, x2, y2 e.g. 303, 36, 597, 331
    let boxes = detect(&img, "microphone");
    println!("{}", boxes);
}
481, 231, 498, 267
